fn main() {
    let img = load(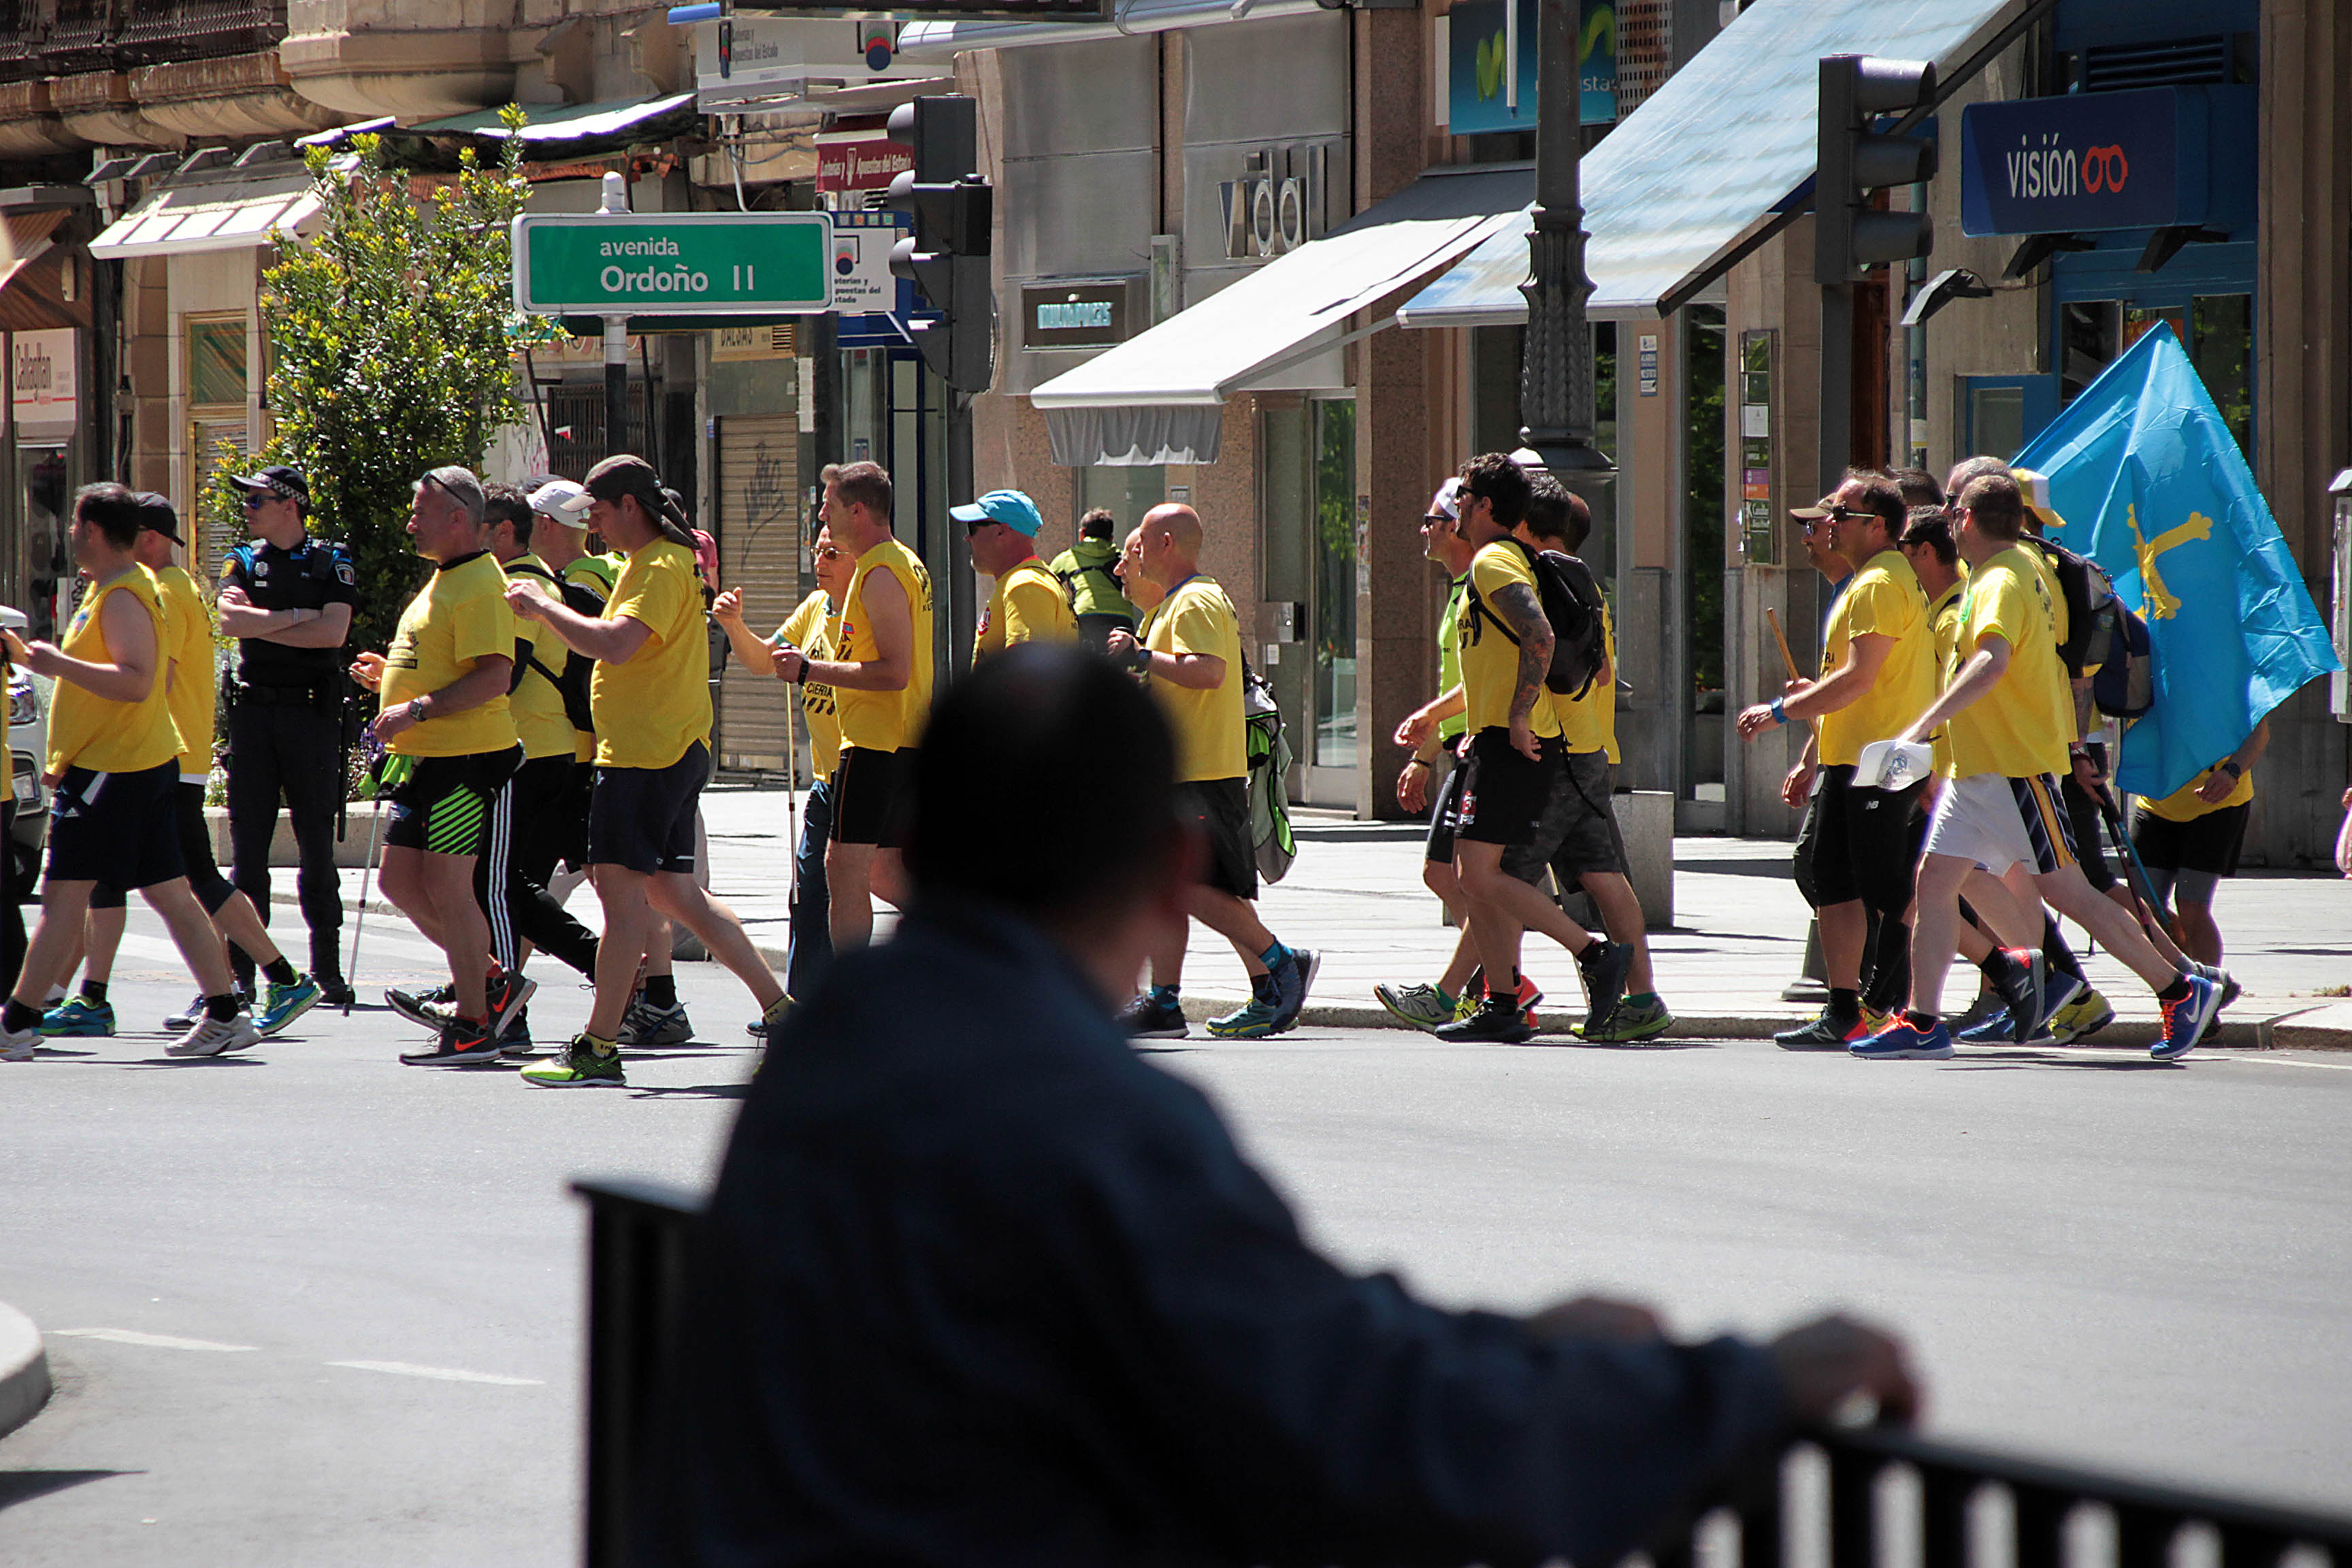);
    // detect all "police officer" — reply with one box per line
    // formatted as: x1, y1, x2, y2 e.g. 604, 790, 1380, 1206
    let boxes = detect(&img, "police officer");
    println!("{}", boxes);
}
216, 464, 359, 1004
